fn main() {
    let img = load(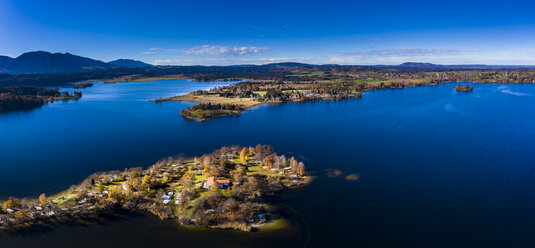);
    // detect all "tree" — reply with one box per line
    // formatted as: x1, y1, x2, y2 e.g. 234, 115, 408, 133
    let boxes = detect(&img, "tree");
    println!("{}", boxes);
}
244, 177, 259, 196
248, 147, 254, 156
230, 166, 247, 185
289, 156, 298, 174
39, 193, 47, 205
208, 166, 221, 177
2, 197, 21, 211
239, 147, 248, 164
97, 183, 104, 193
209, 181, 220, 192
255, 144, 262, 154
266, 145, 274, 155
297, 162, 306, 176
264, 155, 275, 169
222, 198, 239, 221
280, 155, 287, 167
202, 155, 212, 168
